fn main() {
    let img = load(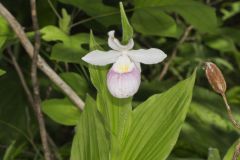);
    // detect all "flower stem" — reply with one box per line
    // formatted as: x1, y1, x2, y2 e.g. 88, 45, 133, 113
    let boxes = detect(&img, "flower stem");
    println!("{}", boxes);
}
221, 93, 240, 160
